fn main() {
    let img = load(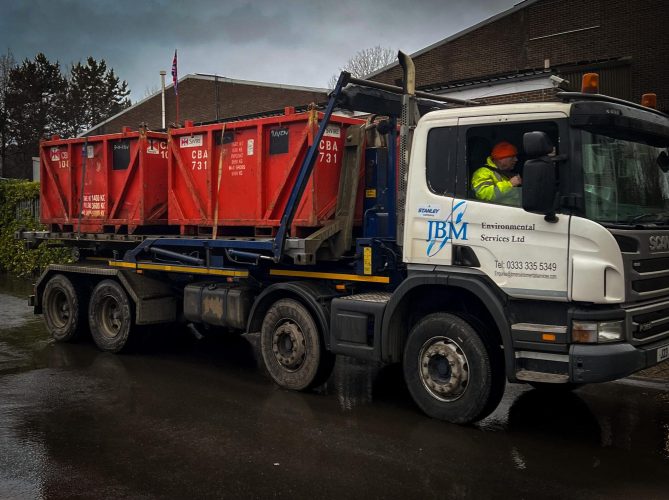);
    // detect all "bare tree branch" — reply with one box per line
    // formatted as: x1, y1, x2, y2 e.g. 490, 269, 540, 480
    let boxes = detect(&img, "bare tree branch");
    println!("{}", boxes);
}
328, 46, 396, 89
